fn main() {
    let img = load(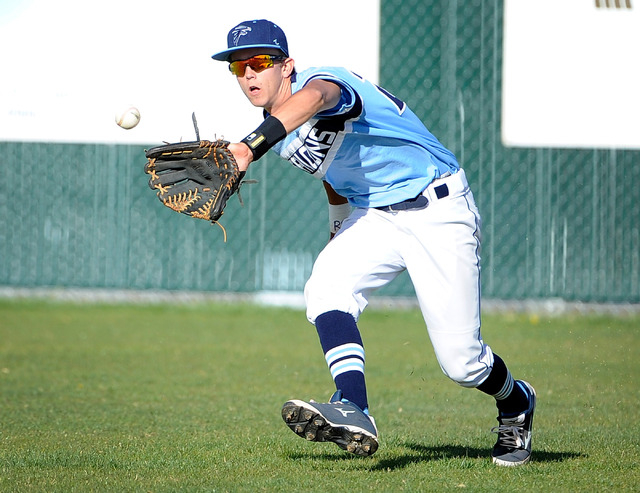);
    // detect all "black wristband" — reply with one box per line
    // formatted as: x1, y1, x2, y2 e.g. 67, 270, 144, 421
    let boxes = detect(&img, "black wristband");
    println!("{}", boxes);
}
241, 115, 287, 161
